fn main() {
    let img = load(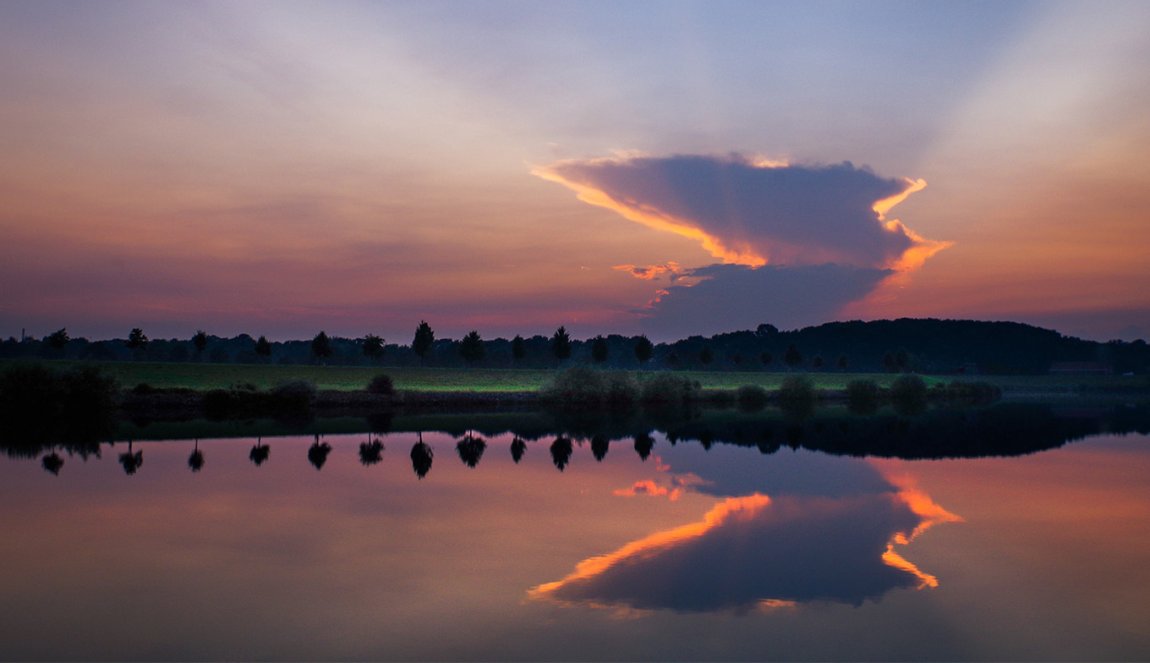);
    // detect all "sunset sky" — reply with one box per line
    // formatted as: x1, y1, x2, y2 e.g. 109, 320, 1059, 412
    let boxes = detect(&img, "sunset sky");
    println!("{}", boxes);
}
2, 0, 1148, 342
